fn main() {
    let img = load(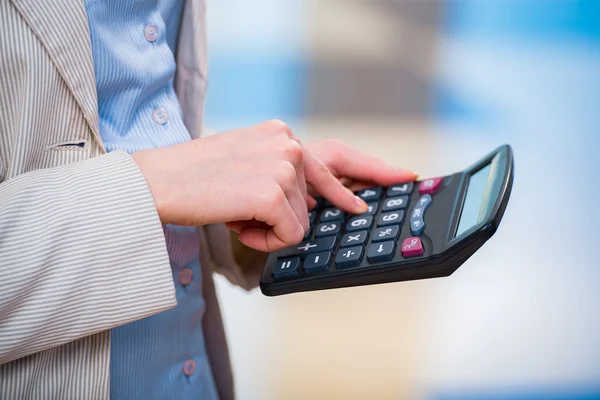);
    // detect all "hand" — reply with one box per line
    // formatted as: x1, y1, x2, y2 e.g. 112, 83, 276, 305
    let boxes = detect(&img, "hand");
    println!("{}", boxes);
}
305, 139, 417, 199
132, 120, 368, 252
